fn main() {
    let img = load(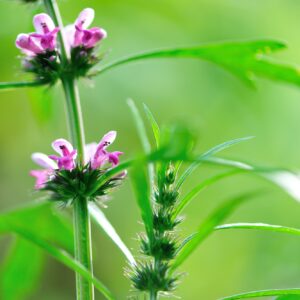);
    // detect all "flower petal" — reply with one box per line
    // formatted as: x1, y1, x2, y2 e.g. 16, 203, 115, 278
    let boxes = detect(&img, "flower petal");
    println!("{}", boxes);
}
31, 152, 57, 169
52, 139, 74, 156
15, 34, 43, 55
82, 27, 107, 48
84, 142, 97, 164
108, 151, 123, 166
75, 8, 95, 30
30, 169, 51, 189
33, 13, 55, 34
